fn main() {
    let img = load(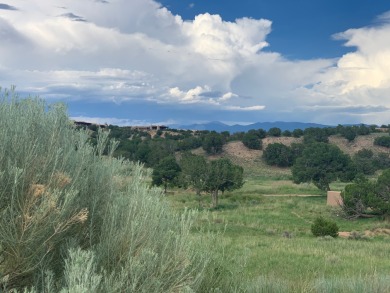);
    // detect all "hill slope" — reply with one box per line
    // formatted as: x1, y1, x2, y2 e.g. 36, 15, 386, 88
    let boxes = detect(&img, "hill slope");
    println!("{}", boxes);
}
192, 133, 390, 178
